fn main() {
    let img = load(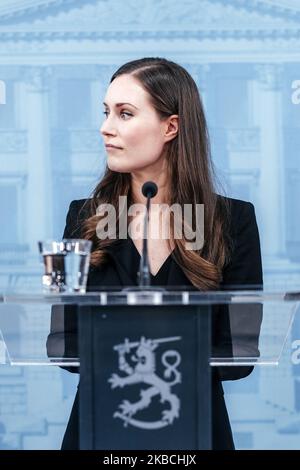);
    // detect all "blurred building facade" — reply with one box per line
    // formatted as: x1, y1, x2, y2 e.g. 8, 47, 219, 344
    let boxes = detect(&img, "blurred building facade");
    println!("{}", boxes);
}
0, 0, 300, 450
